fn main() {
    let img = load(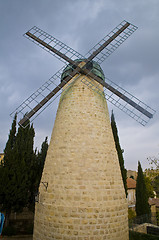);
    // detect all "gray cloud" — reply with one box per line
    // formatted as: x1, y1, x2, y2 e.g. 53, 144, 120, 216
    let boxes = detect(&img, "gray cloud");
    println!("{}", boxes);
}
0, 0, 158, 171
